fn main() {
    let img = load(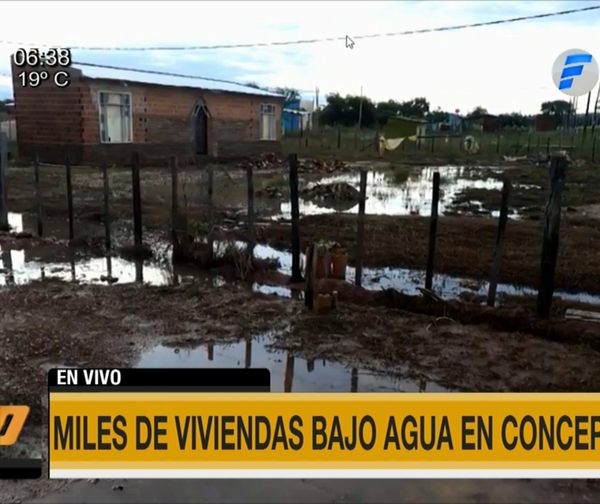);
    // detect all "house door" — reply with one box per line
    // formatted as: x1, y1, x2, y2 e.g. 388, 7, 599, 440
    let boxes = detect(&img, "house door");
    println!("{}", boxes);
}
193, 105, 209, 155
